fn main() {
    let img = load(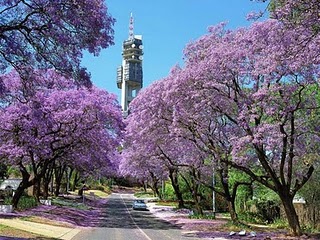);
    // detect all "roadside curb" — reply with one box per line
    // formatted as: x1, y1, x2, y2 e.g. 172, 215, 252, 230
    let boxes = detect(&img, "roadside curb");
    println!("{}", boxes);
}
0, 218, 81, 240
